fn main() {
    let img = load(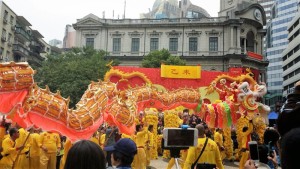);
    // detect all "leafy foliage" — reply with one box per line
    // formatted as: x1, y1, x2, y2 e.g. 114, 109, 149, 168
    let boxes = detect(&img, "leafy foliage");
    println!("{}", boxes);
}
34, 47, 114, 107
141, 49, 186, 68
